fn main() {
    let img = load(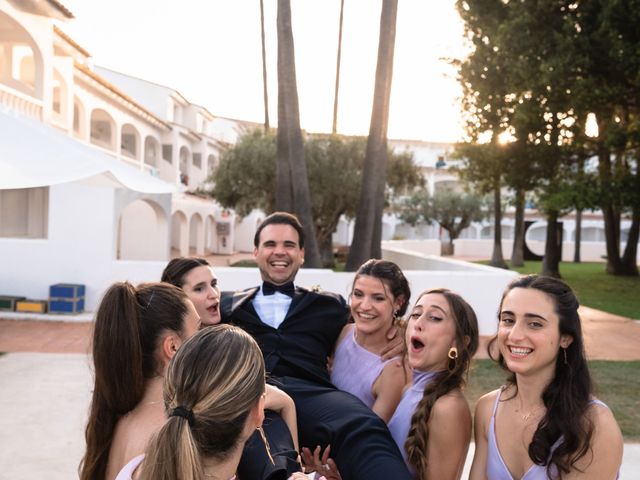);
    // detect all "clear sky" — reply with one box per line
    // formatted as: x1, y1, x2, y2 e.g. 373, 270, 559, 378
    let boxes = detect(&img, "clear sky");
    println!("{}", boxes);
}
60, 0, 468, 142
